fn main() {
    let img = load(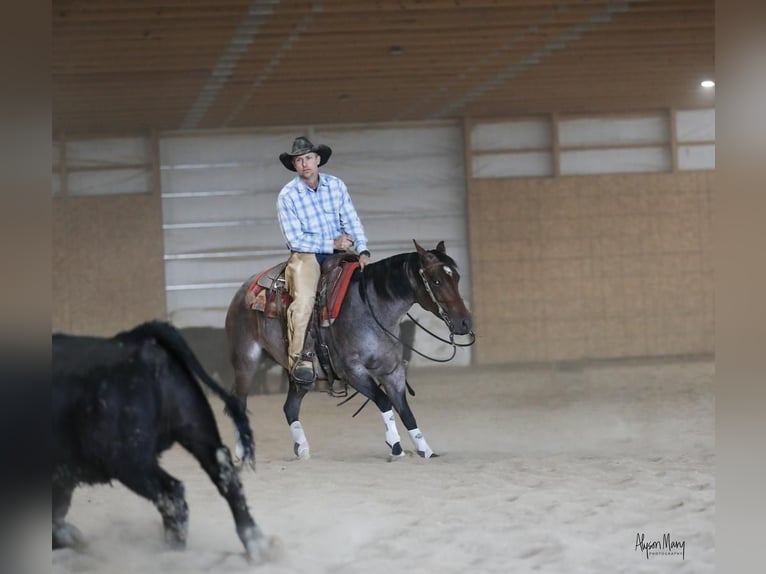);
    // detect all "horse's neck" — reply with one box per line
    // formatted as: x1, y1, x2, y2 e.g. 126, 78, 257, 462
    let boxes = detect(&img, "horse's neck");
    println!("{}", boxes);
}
361, 253, 418, 325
